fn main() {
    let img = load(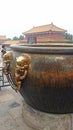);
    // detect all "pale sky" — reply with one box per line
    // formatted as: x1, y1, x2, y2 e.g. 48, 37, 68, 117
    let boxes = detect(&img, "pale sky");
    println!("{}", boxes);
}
0, 0, 73, 38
